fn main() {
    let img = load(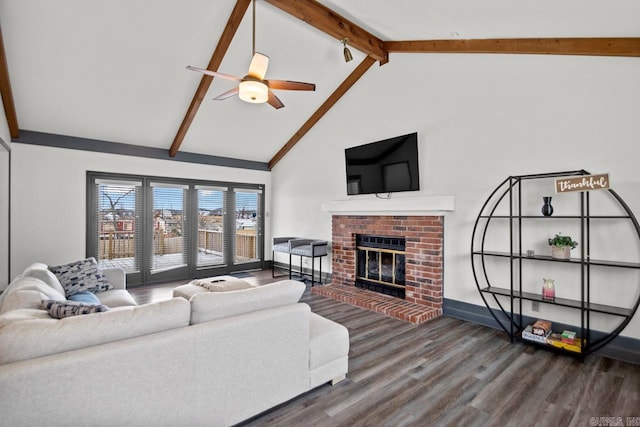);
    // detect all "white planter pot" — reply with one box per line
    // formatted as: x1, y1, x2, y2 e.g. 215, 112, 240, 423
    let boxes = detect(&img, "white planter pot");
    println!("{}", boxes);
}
551, 245, 571, 259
